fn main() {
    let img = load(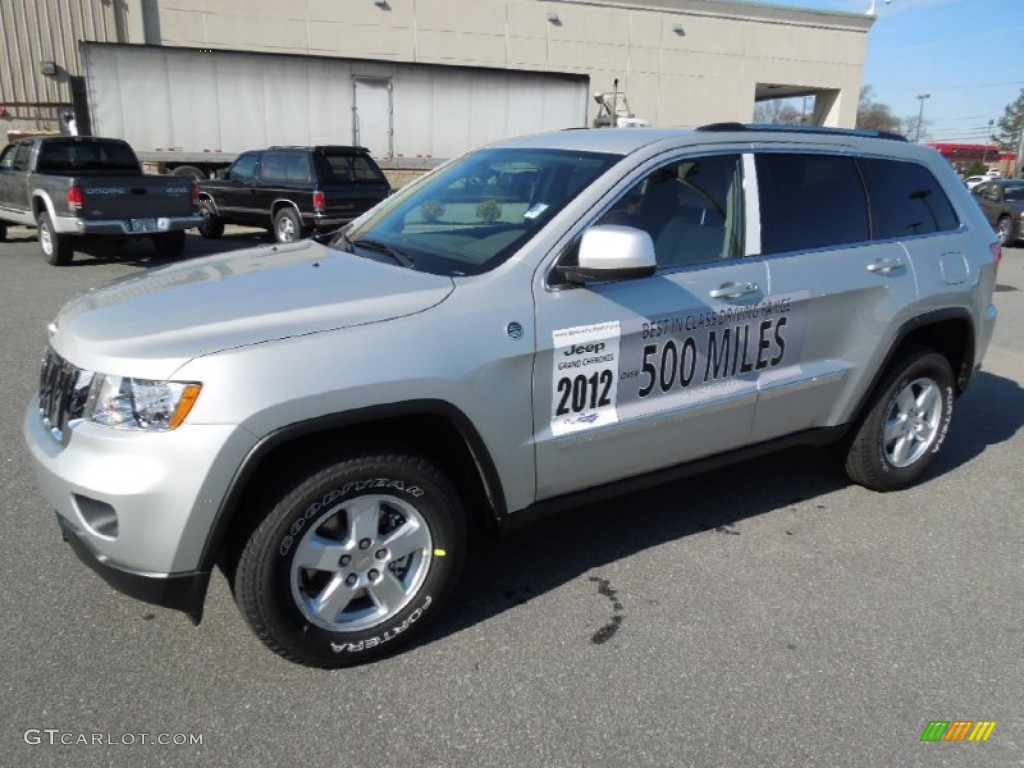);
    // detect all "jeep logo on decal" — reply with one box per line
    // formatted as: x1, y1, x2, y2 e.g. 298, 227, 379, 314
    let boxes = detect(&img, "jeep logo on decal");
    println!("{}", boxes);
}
565, 342, 606, 356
